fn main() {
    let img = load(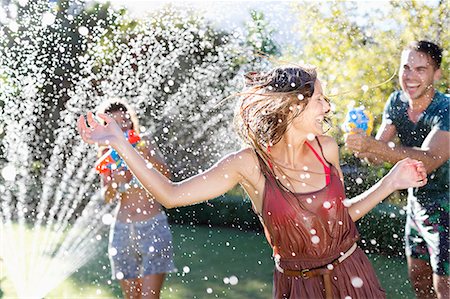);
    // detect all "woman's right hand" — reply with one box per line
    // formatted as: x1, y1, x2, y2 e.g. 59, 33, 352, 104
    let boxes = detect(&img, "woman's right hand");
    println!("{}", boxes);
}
78, 112, 124, 147
387, 158, 427, 191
